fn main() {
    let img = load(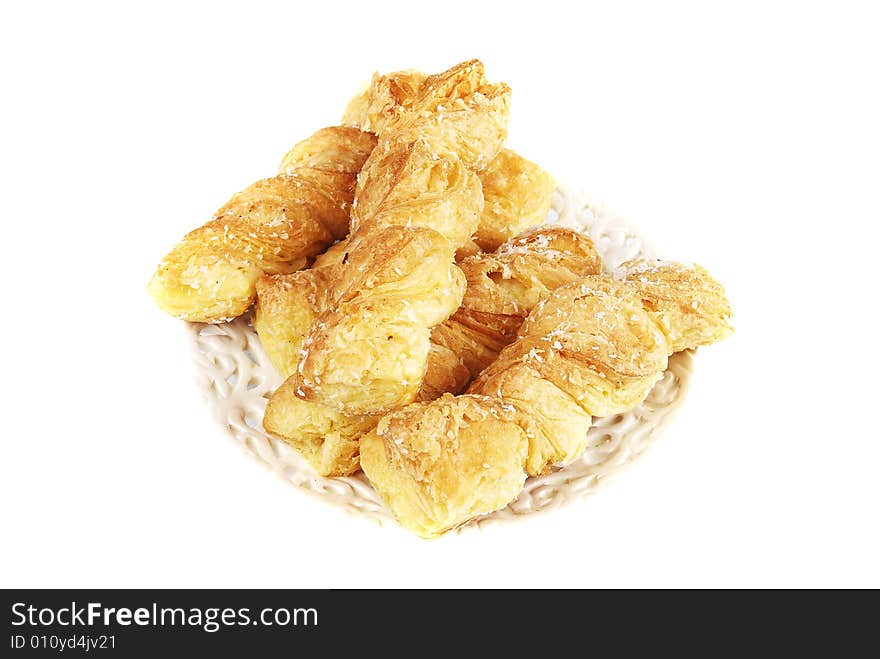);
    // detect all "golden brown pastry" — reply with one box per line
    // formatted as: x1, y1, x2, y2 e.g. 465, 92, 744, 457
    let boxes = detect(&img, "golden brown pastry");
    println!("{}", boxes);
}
291, 61, 510, 415
418, 344, 472, 403
352, 144, 554, 256
259, 226, 598, 476
148, 127, 376, 323
264, 382, 375, 477
344, 60, 510, 173
361, 280, 667, 537
257, 258, 376, 477
472, 149, 556, 251
344, 68, 553, 252
471, 278, 669, 475
254, 270, 325, 379
259, 222, 468, 475
342, 69, 426, 135
454, 239, 484, 261
359, 394, 529, 538
350, 139, 484, 249
294, 220, 469, 414
361, 264, 733, 537
620, 260, 733, 353
425, 226, 602, 399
